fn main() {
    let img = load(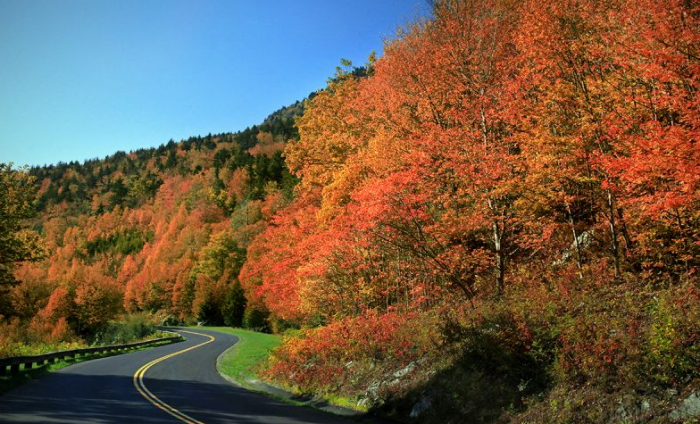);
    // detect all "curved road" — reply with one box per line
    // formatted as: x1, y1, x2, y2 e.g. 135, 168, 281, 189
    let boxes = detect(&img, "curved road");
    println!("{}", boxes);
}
0, 329, 360, 423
